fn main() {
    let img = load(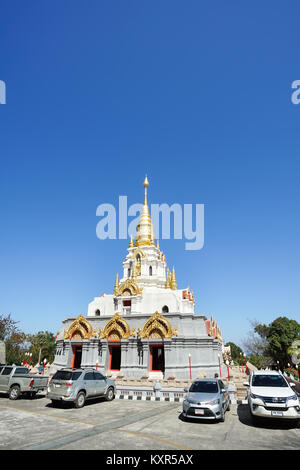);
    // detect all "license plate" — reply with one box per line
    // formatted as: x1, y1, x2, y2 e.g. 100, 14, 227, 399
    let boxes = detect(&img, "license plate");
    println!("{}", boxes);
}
55, 384, 61, 388
195, 409, 205, 415
271, 411, 283, 416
